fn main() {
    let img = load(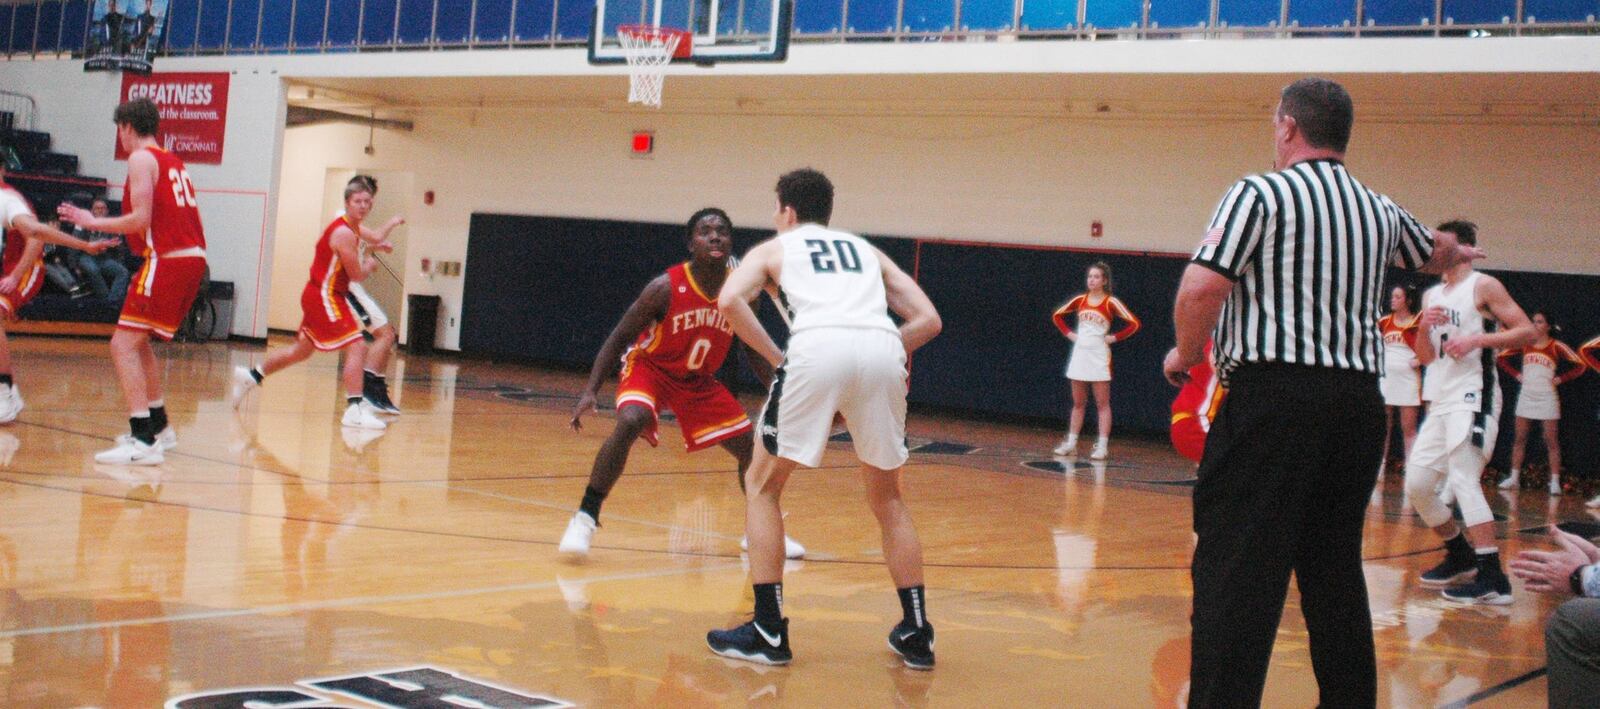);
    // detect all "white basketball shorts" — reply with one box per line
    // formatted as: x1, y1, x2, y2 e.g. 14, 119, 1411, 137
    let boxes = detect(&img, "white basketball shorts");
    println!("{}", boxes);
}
758, 327, 909, 470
